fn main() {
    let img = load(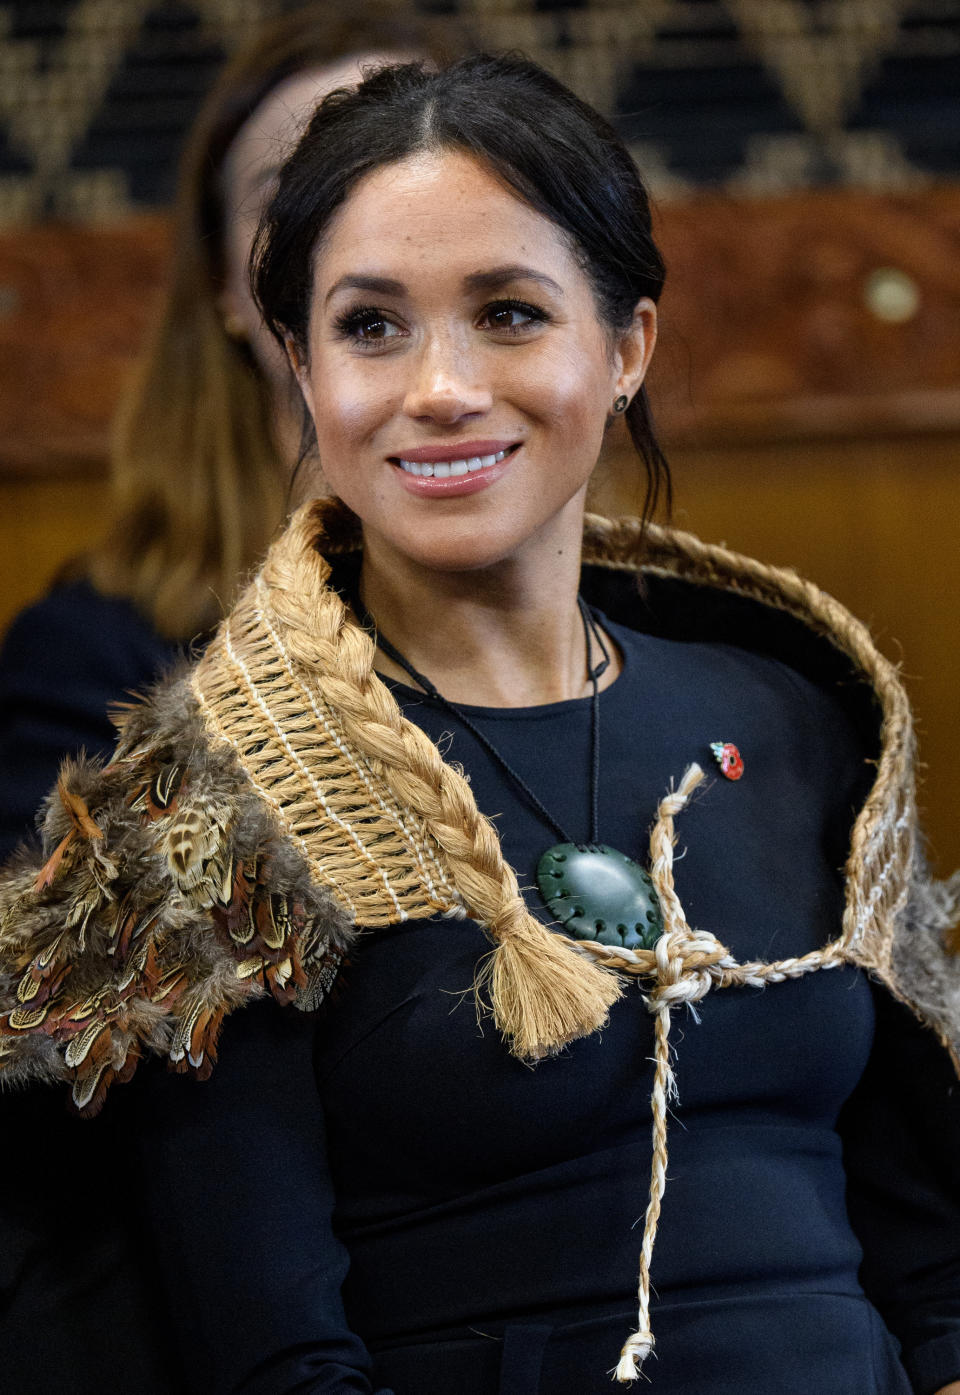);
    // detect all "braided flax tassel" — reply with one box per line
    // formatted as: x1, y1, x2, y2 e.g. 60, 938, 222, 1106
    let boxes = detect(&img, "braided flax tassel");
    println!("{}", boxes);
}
483, 893, 623, 1059
198, 500, 624, 1061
